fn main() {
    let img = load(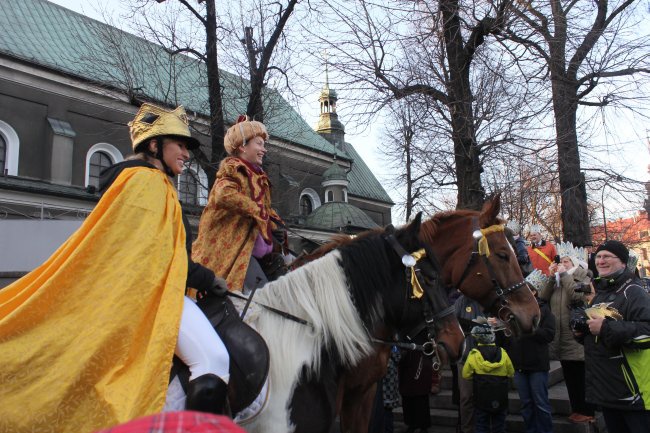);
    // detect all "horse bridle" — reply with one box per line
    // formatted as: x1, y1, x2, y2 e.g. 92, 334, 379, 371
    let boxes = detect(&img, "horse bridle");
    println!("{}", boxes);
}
380, 229, 455, 370
455, 217, 527, 310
